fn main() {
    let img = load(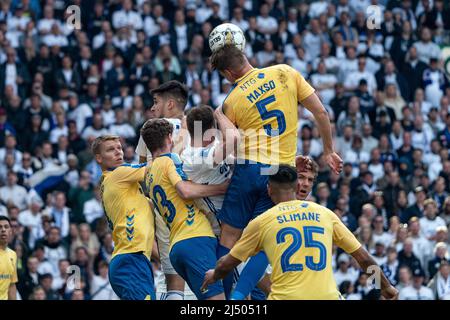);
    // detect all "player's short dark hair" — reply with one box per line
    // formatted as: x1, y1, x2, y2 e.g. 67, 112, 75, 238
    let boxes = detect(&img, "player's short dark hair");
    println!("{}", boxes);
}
186, 105, 216, 137
210, 44, 246, 72
0, 216, 11, 226
140, 118, 174, 154
150, 80, 188, 110
269, 165, 298, 189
